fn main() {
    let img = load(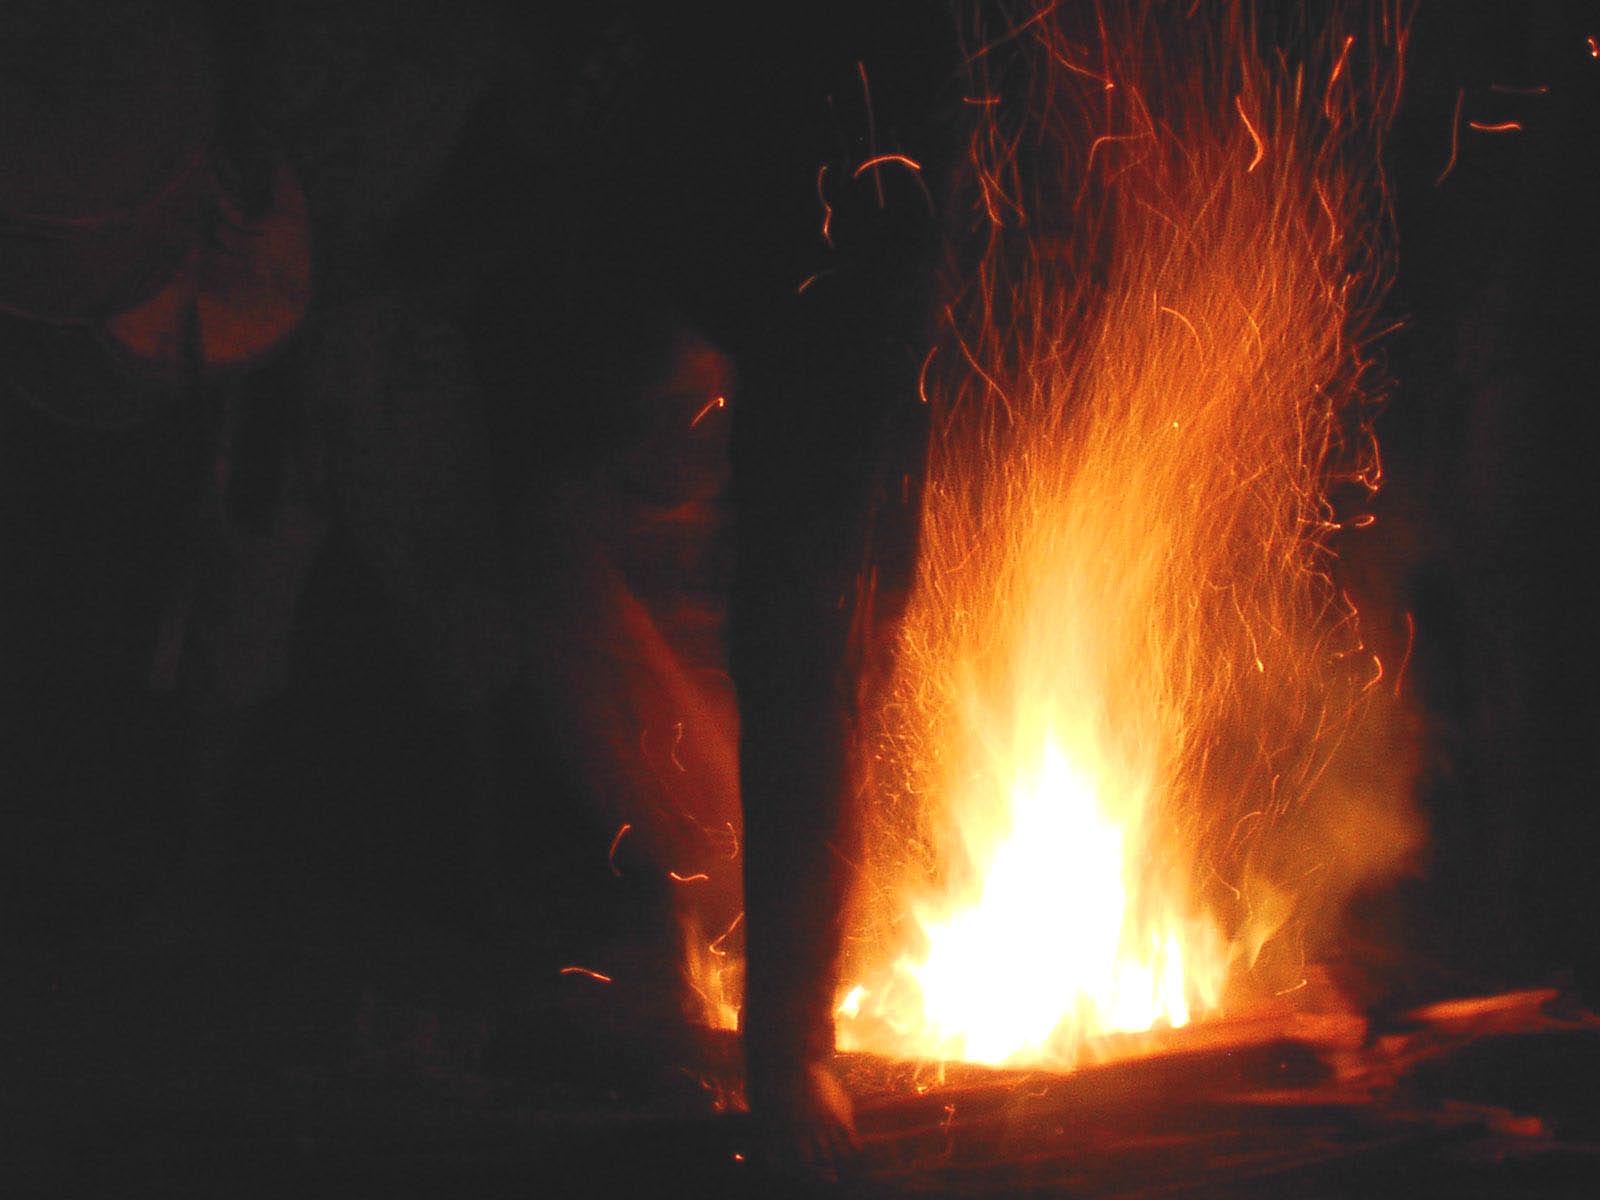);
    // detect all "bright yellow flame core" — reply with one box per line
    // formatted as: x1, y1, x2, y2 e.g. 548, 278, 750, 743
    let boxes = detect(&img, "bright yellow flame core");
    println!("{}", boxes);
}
894, 736, 1227, 1065
835, 3, 1410, 1069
